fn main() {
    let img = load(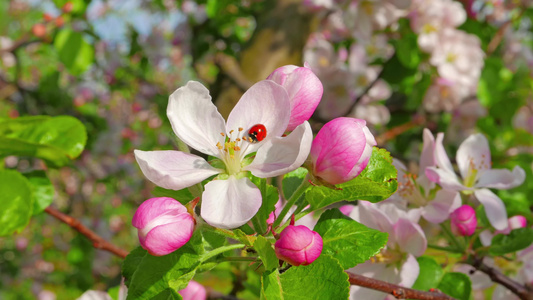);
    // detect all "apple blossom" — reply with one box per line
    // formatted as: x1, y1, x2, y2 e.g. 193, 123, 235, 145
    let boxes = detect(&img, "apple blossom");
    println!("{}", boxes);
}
348, 201, 426, 300
134, 80, 313, 229
308, 117, 376, 185
132, 197, 195, 256
178, 280, 207, 300
267, 64, 323, 131
450, 205, 477, 236
274, 225, 323, 266
425, 133, 525, 230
